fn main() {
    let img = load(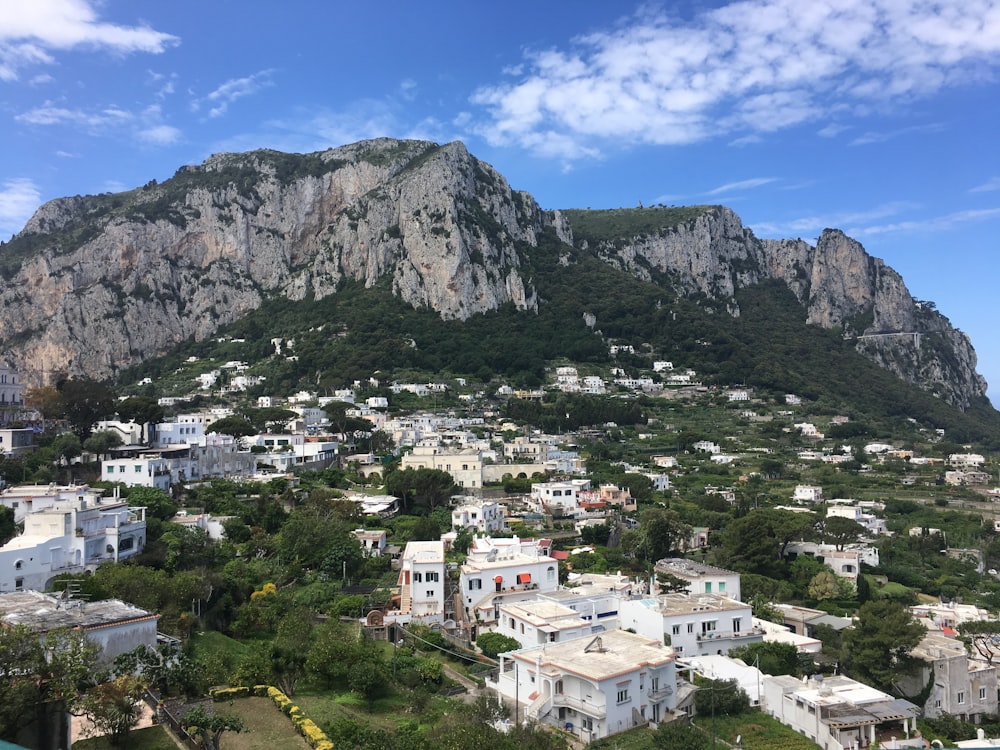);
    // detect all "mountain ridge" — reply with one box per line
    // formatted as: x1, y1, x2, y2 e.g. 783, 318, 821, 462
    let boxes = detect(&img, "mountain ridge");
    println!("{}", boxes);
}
0, 137, 988, 411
